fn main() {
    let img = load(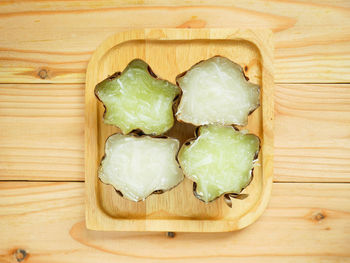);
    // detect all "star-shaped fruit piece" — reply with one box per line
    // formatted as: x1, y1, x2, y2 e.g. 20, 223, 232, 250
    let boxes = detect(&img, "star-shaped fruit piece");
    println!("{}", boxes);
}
176, 56, 260, 126
98, 134, 184, 202
95, 59, 180, 135
178, 125, 260, 203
